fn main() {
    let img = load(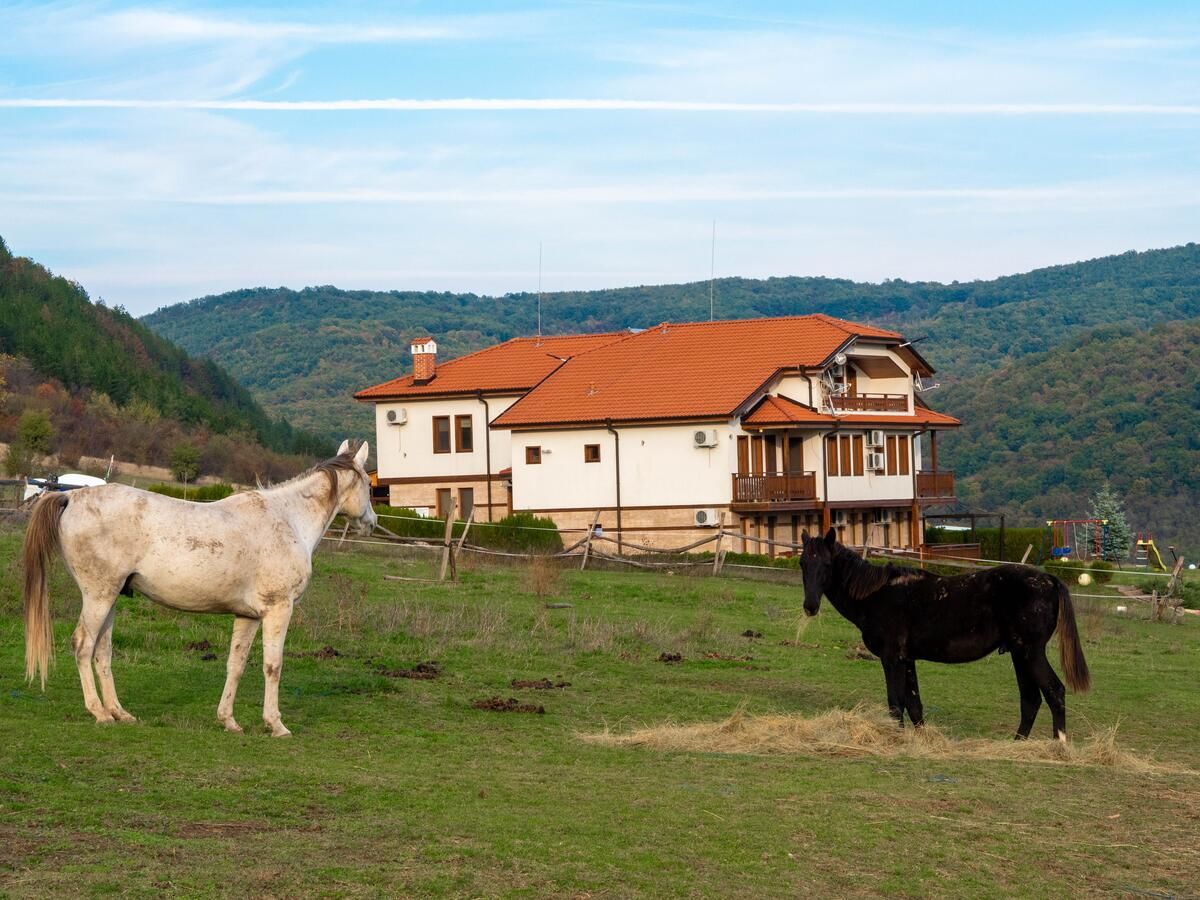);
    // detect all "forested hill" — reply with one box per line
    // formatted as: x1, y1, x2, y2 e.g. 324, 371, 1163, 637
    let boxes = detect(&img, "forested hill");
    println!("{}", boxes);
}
942, 319, 1200, 551
143, 244, 1200, 439
0, 236, 324, 458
